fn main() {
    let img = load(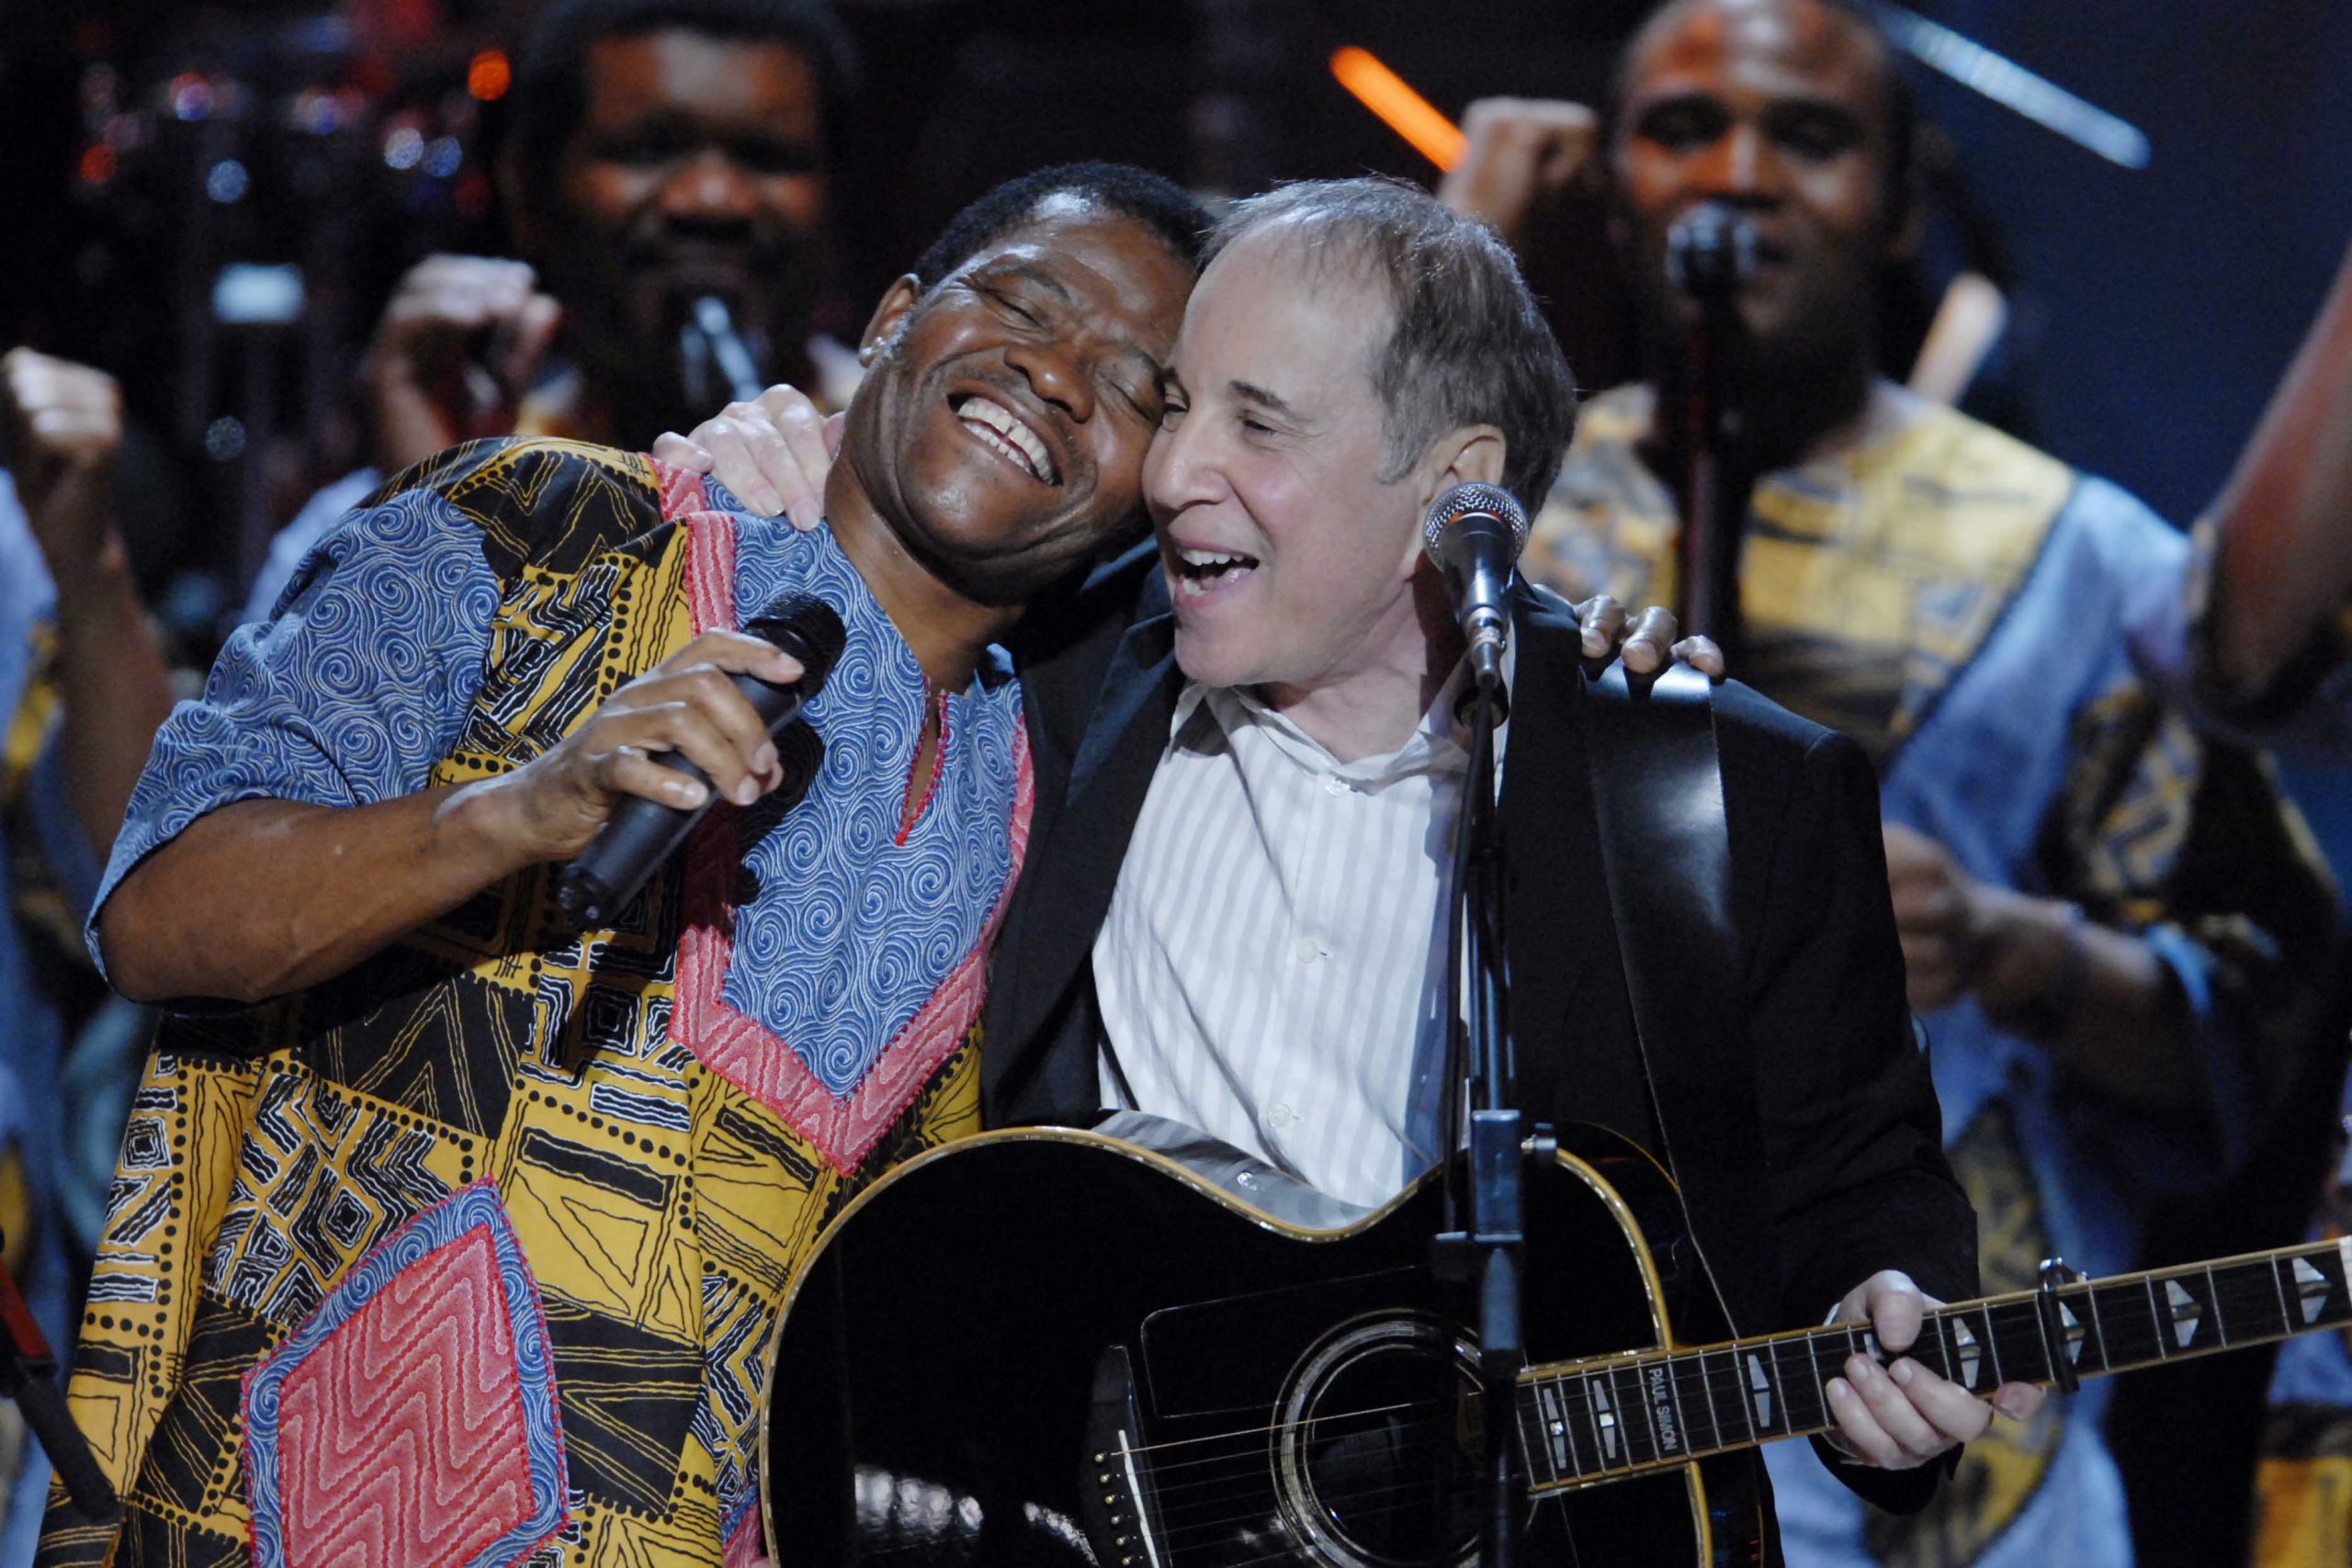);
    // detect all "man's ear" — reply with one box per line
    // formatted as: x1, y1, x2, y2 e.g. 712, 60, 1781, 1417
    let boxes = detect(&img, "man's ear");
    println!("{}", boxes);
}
1419, 423, 1509, 508
858, 275, 923, 366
